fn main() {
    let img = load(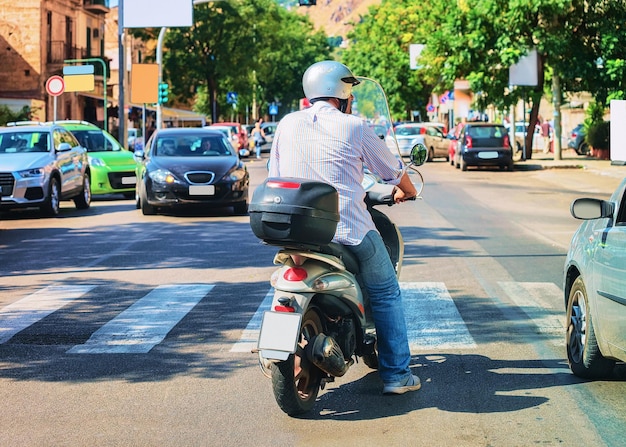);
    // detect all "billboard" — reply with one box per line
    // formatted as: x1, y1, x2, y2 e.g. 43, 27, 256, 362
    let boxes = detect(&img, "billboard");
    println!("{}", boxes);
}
123, 0, 193, 28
